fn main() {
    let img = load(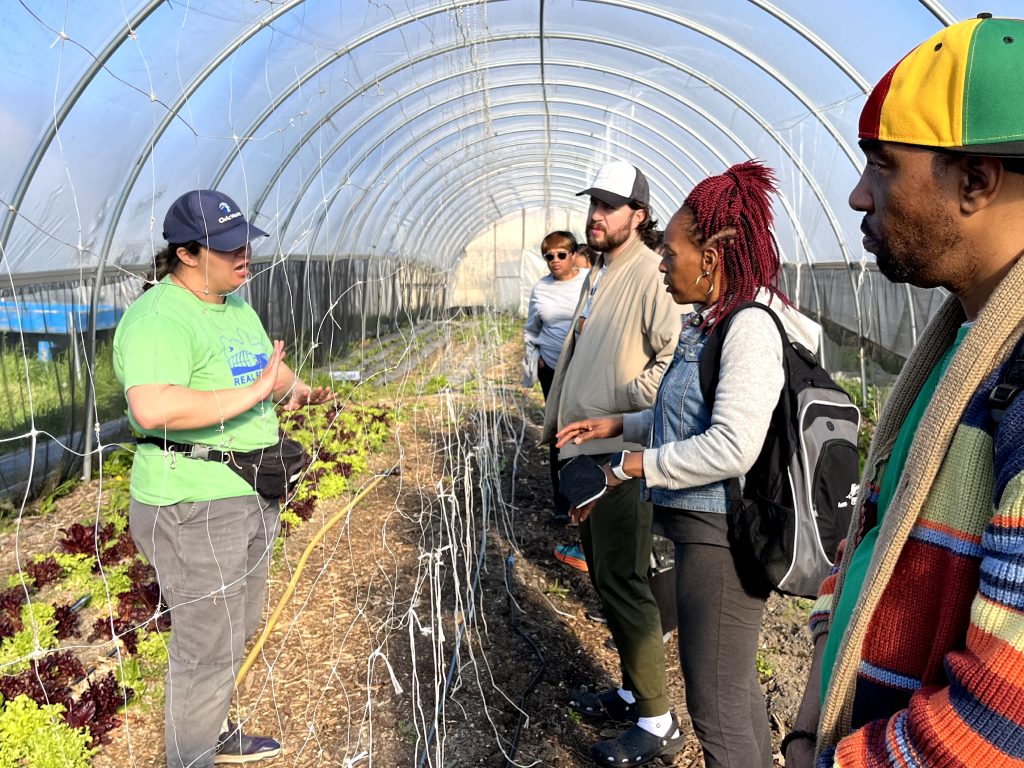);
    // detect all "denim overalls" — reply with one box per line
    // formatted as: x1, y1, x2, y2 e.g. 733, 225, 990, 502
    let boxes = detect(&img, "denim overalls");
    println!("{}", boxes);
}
644, 312, 731, 513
